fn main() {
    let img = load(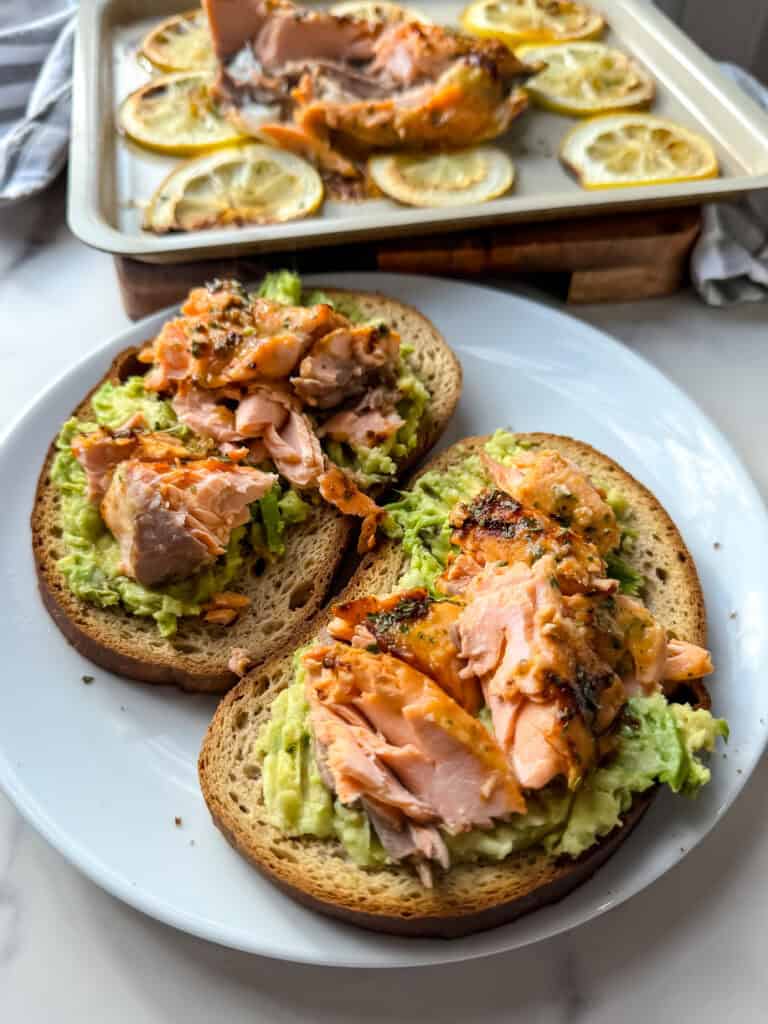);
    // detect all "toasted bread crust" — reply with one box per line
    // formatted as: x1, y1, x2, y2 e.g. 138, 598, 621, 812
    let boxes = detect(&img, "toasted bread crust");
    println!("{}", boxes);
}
31, 289, 461, 693
199, 432, 709, 935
